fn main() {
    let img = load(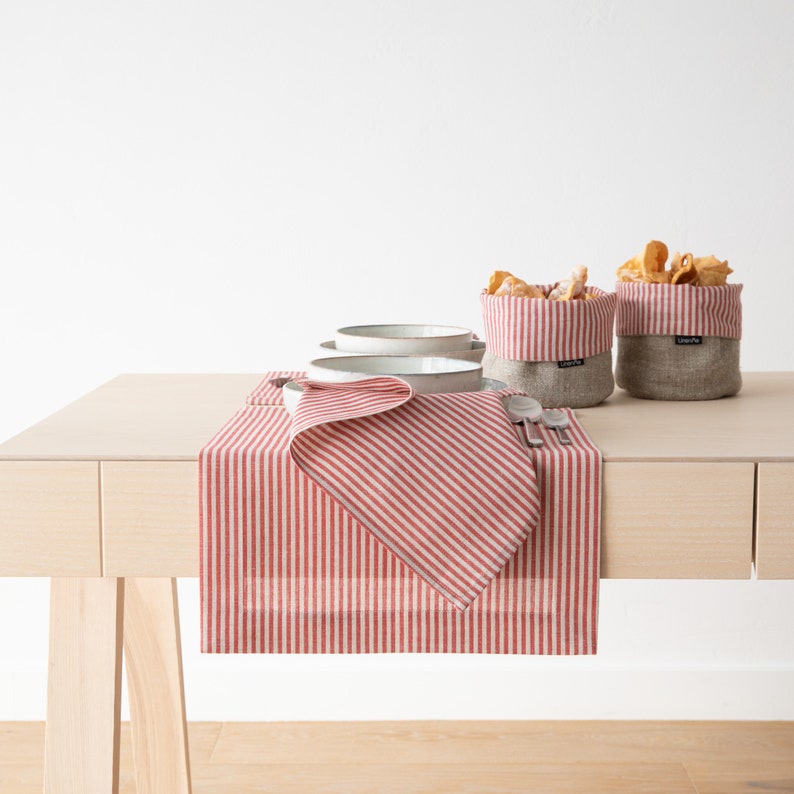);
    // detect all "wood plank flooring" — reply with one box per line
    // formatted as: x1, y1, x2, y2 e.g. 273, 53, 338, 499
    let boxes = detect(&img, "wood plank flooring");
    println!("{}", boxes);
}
2, 721, 793, 793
